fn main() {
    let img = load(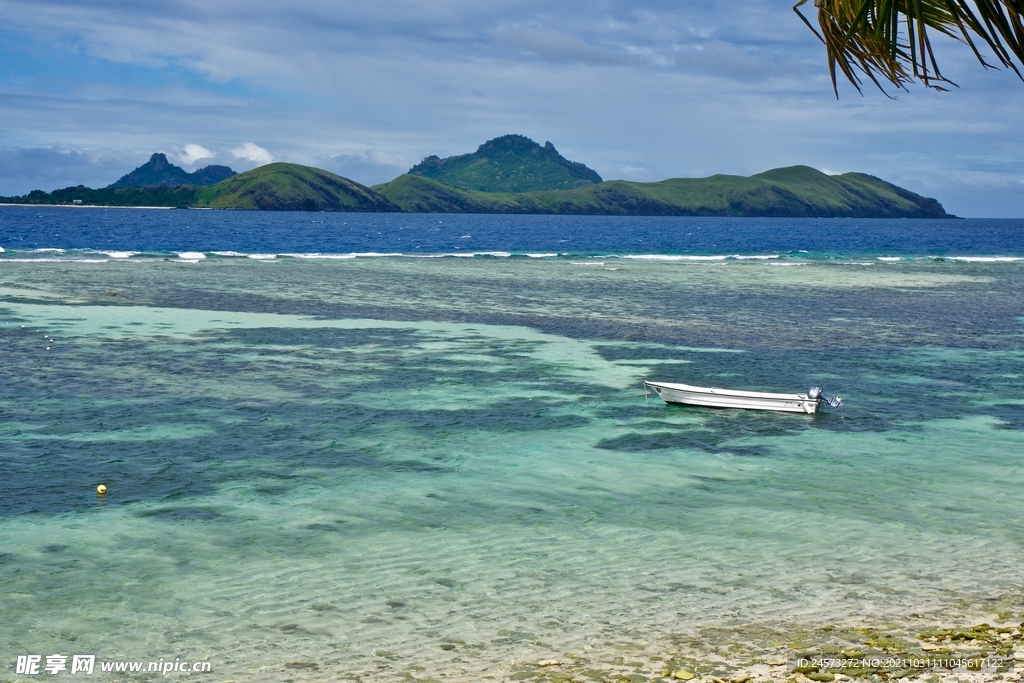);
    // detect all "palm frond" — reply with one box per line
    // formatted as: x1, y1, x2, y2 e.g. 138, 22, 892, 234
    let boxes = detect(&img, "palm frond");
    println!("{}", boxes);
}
794, 0, 1024, 94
